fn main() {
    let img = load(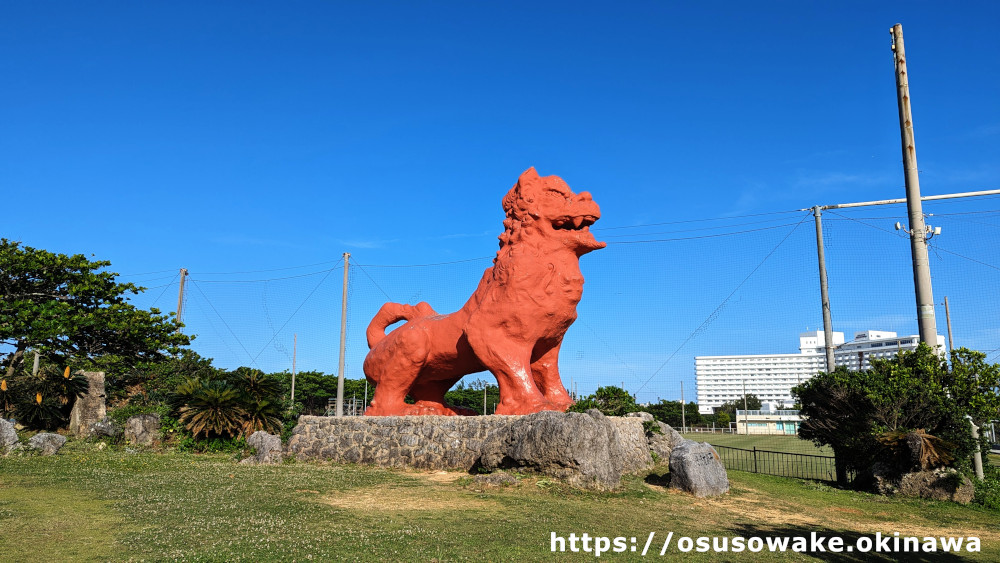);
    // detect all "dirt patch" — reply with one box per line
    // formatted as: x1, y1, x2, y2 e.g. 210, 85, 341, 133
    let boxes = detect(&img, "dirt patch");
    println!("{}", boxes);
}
322, 484, 490, 512
411, 470, 467, 484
